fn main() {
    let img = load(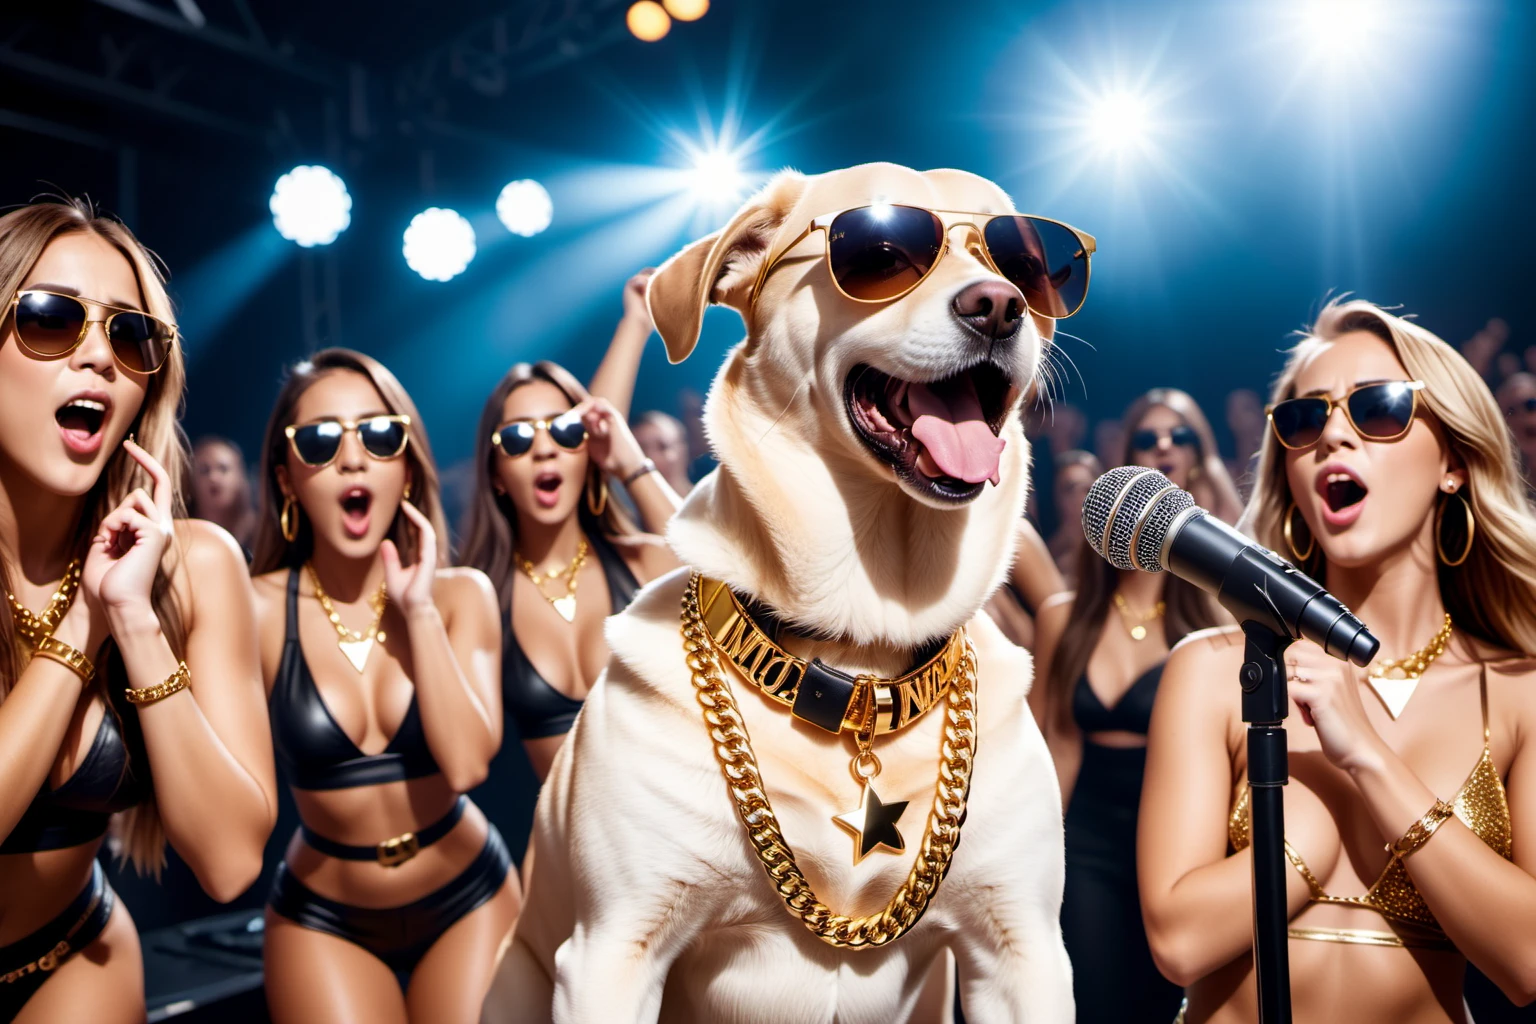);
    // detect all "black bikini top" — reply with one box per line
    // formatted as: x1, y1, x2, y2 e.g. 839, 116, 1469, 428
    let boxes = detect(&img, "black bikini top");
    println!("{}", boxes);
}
1072, 662, 1165, 737
269, 569, 440, 791
1, 658, 150, 855
503, 531, 640, 740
